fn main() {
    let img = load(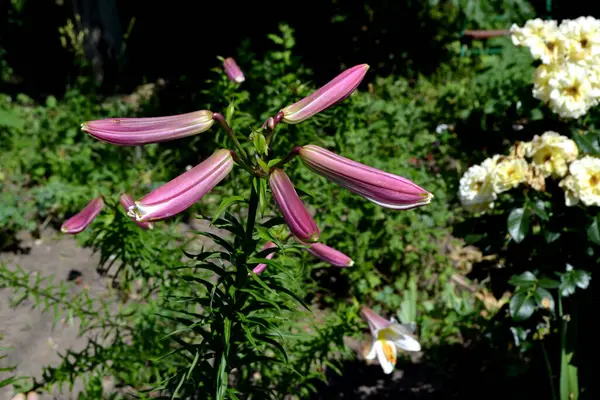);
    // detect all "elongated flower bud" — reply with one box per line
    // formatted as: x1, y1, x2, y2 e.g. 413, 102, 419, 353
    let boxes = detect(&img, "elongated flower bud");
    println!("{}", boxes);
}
119, 193, 153, 230
361, 306, 392, 332
223, 57, 245, 83
252, 241, 277, 274
61, 196, 104, 234
130, 149, 233, 222
82, 110, 215, 146
269, 168, 320, 243
304, 242, 354, 267
299, 145, 433, 210
280, 64, 369, 124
